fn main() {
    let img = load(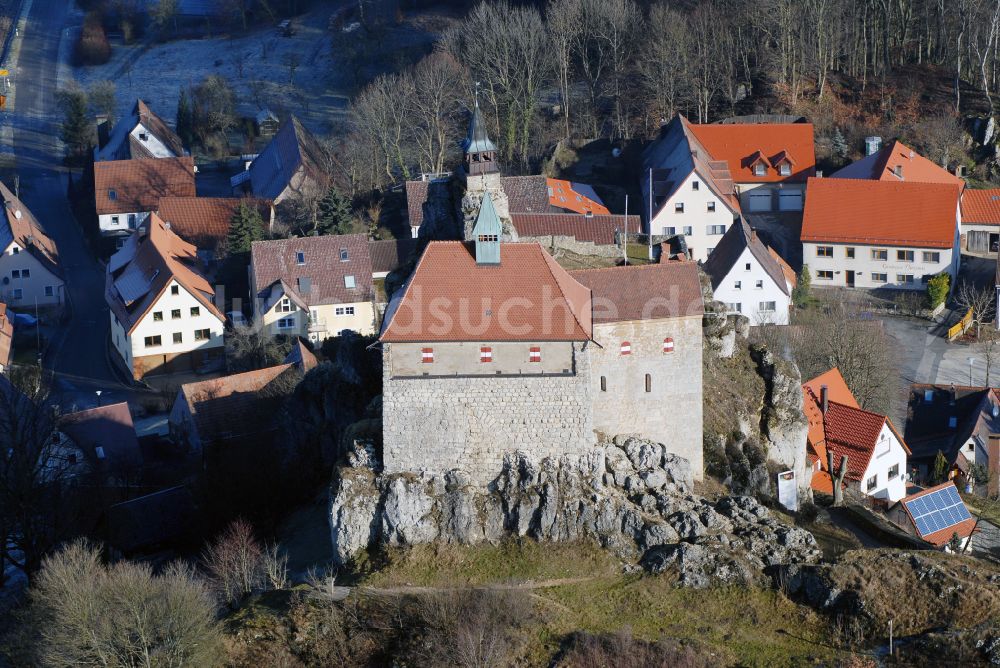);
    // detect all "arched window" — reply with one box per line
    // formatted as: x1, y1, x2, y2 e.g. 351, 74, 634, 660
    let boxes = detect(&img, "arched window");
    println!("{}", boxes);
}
645, 374, 652, 393
600, 376, 607, 392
